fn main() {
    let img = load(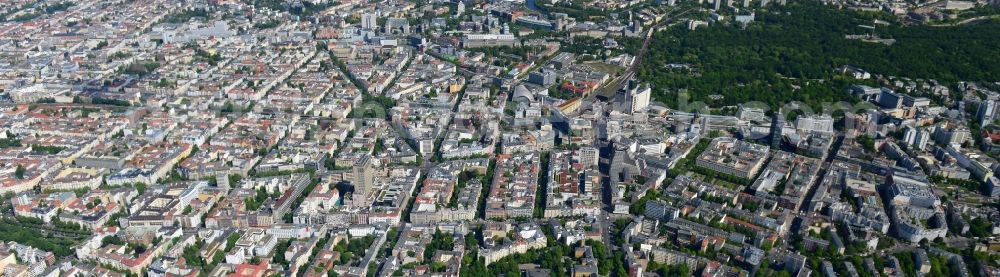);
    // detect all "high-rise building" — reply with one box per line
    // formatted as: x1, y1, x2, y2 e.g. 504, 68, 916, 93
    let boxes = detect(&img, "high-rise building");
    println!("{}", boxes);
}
914, 130, 931, 151
877, 89, 902, 109
987, 176, 1000, 198
352, 156, 375, 201
527, 70, 557, 86
904, 126, 918, 146
361, 13, 378, 30
583, 170, 599, 196
977, 100, 996, 126
615, 81, 651, 114
580, 147, 599, 168
933, 124, 971, 147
